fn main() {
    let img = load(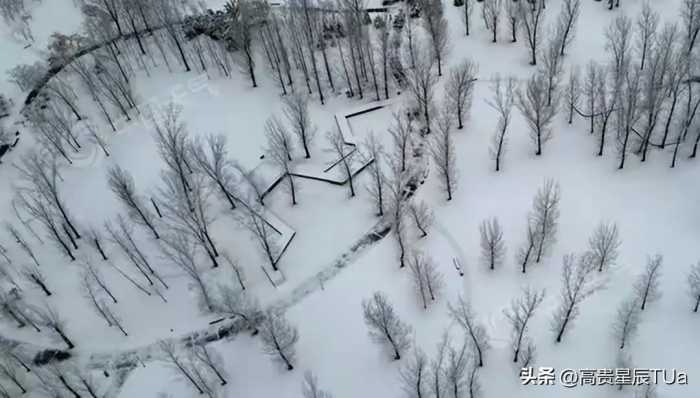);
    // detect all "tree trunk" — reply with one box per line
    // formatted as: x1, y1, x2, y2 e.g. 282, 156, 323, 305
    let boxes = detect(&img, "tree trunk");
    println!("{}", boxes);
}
618, 128, 630, 169
82, 379, 98, 398
691, 130, 700, 158
6, 307, 26, 328
135, 205, 159, 239
661, 93, 679, 149
52, 226, 75, 261
555, 305, 573, 343
387, 333, 401, 360
246, 49, 257, 88
170, 30, 191, 72
31, 275, 52, 296
151, 198, 163, 218
54, 327, 75, 349
464, 323, 484, 366
175, 362, 203, 394
288, 174, 297, 205
95, 238, 108, 260
59, 375, 81, 398
8, 376, 26, 394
